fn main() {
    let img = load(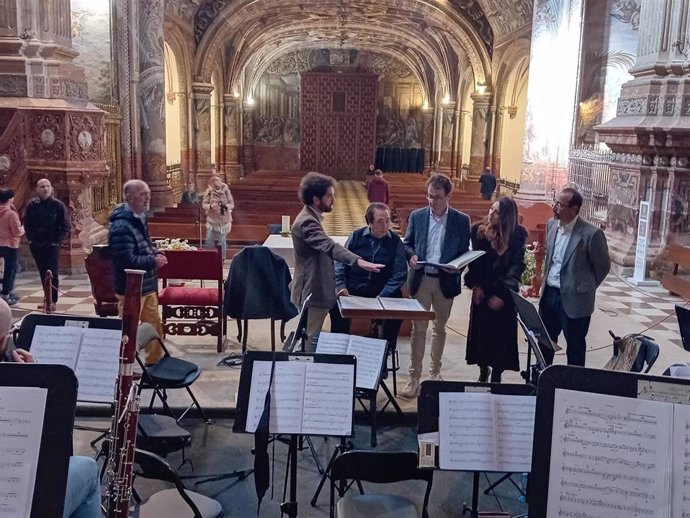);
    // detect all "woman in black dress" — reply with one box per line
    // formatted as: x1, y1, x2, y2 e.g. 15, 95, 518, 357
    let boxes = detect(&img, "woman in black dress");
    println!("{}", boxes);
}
465, 196, 527, 382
